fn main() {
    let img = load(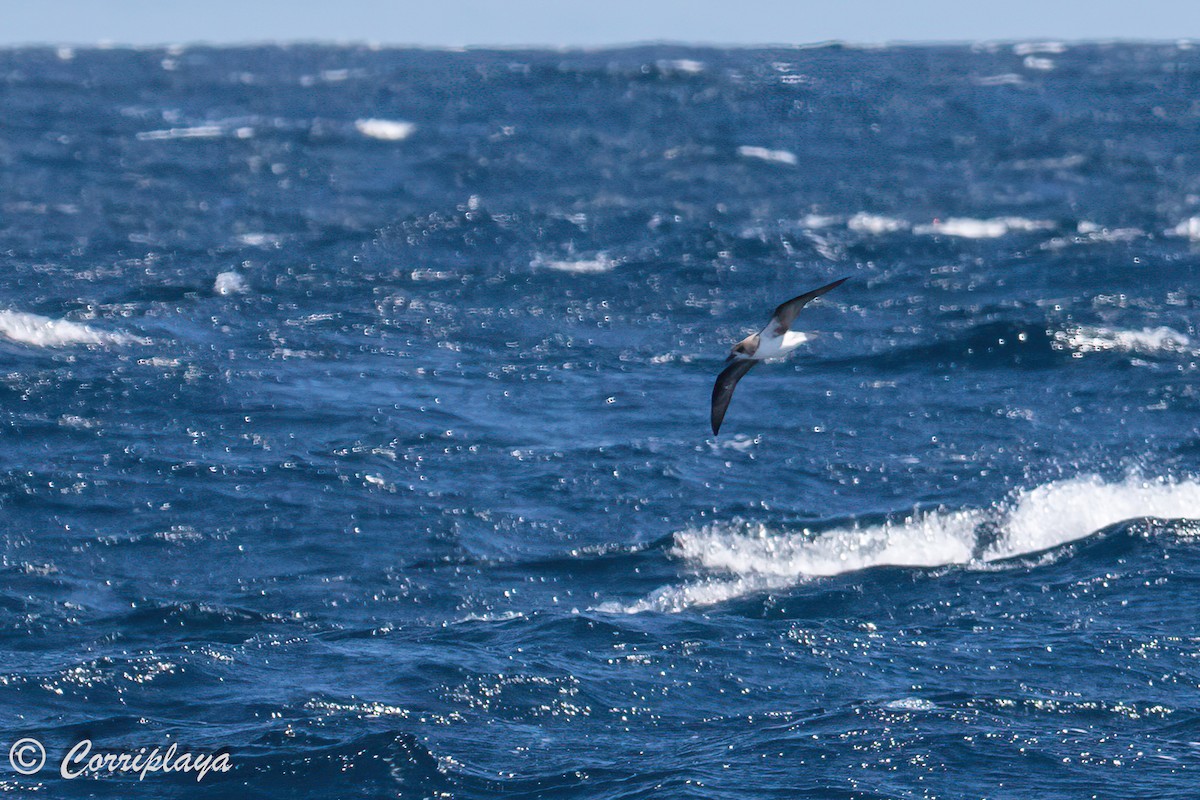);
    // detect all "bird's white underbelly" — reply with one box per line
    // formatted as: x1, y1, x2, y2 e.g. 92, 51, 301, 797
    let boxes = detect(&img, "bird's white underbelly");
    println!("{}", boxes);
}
755, 329, 809, 359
